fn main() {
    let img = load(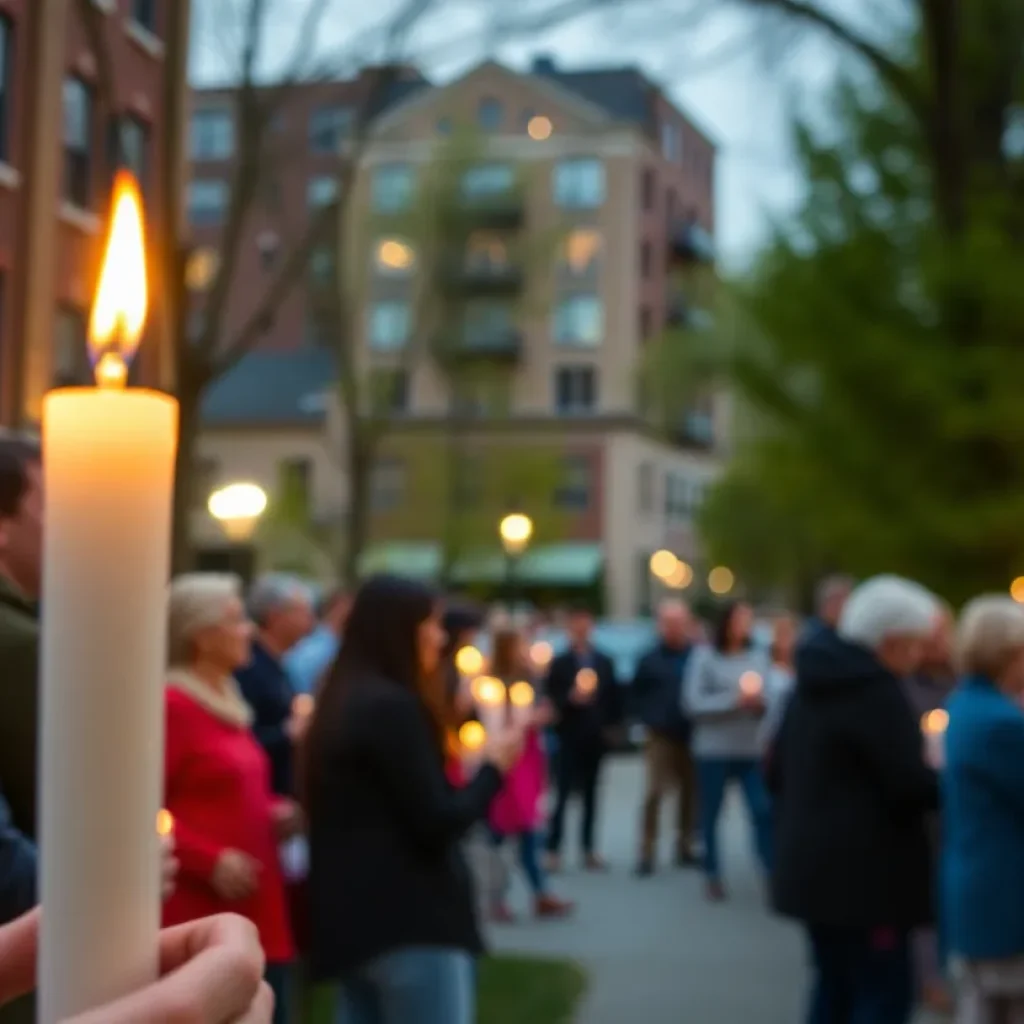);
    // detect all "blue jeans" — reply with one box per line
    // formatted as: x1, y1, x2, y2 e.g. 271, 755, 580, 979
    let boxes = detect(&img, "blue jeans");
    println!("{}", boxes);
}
335, 948, 475, 1024
490, 828, 546, 896
696, 757, 773, 882
806, 926, 913, 1024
